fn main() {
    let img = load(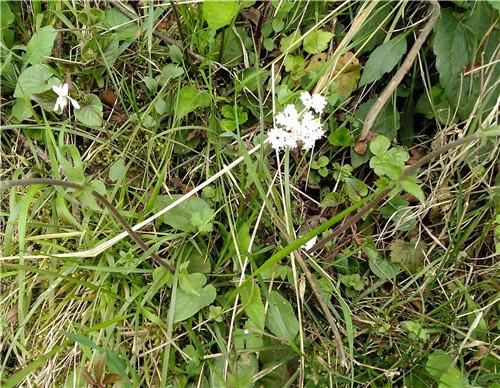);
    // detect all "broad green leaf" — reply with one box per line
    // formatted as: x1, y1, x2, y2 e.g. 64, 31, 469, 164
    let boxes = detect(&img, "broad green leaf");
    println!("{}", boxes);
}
109, 159, 126, 182
75, 94, 103, 127
25, 25, 57, 65
103, 8, 137, 41
369, 135, 391, 156
303, 30, 333, 54
12, 98, 32, 122
173, 273, 216, 322
154, 99, 168, 115
240, 282, 265, 330
364, 239, 400, 280
389, 238, 427, 274
0, 2, 14, 26
400, 176, 425, 204
438, 368, 469, 388
359, 35, 407, 86
14, 65, 55, 99
265, 291, 299, 342
203, 1, 239, 30
280, 30, 301, 53
154, 195, 214, 233
433, 10, 469, 88
175, 86, 210, 118
329, 126, 353, 147
426, 350, 453, 380
58, 145, 85, 184
157, 64, 184, 86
